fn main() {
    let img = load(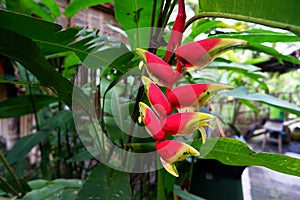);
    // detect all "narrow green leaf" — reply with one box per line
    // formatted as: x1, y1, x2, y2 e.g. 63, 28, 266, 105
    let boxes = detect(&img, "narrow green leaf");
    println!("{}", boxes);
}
198, 0, 300, 34
76, 164, 131, 200
0, 79, 41, 86
6, 132, 48, 165
208, 61, 260, 72
210, 30, 300, 43
0, 95, 59, 118
65, 0, 112, 18
6, 111, 73, 165
245, 43, 300, 65
192, 138, 300, 177
226, 87, 300, 116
